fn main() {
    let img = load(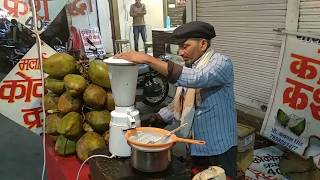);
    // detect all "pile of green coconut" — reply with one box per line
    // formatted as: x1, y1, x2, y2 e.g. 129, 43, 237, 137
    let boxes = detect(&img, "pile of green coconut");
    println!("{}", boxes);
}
43, 53, 115, 161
